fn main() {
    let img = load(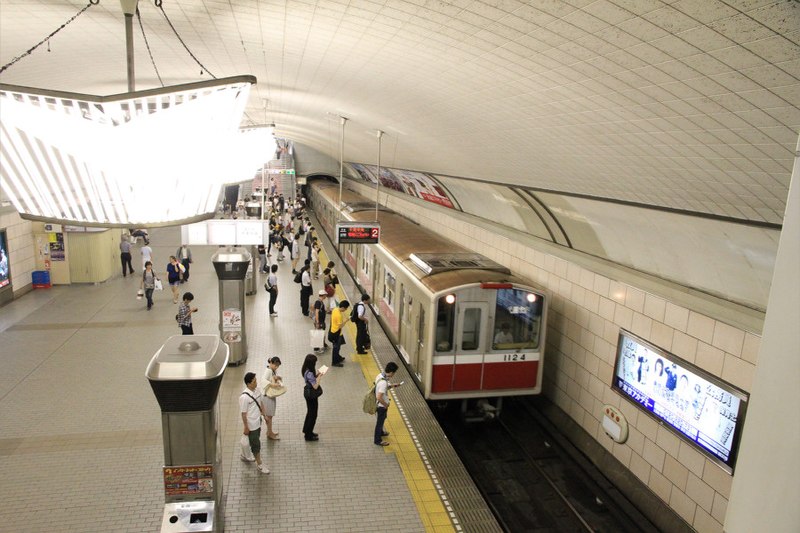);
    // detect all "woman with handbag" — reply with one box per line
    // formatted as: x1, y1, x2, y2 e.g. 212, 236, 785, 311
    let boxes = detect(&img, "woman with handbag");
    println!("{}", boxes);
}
260, 357, 284, 440
301, 353, 324, 441
140, 261, 158, 310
